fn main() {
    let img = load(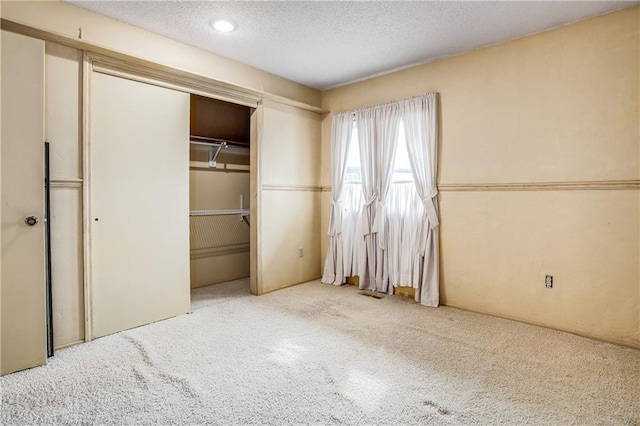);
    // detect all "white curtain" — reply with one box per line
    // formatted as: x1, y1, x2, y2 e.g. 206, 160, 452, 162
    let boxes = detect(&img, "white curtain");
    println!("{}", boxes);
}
322, 92, 440, 307
341, 182, 364, 278
402, 93, 440, 306
355, 109, 377, 290
386, 182, 423, 289
321, 112, 353, 285
372, 105, 400, 293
